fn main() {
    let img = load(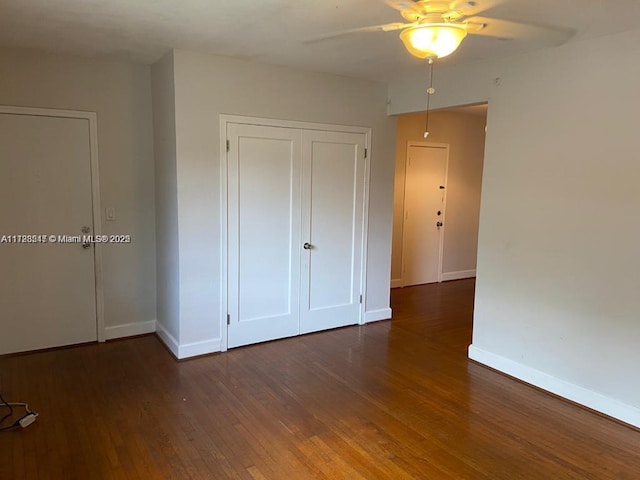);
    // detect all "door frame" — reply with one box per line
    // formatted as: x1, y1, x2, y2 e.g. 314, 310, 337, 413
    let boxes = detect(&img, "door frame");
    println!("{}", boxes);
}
400, 141, 450, 286
0, 105, 105, 342
219, 114, 372, 352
